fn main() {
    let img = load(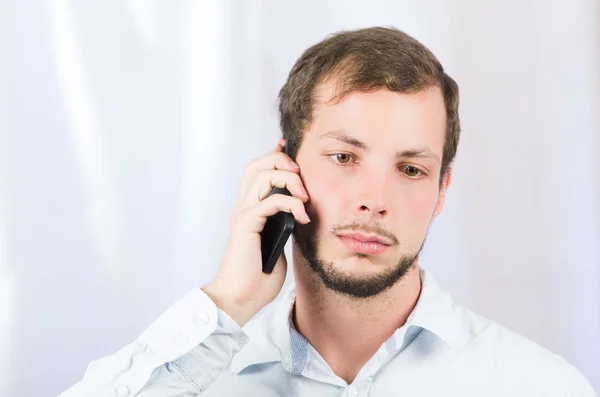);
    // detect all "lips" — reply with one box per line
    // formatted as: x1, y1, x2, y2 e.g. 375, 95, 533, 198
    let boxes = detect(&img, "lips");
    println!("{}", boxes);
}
336, 232, 391, 245
336, 232, 391, 255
